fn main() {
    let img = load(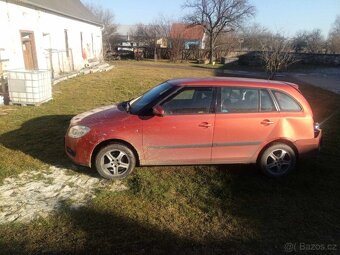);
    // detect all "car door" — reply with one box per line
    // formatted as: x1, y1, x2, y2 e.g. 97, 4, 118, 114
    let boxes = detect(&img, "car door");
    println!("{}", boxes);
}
142, 86, 216, 165
212, 87, 280, 163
